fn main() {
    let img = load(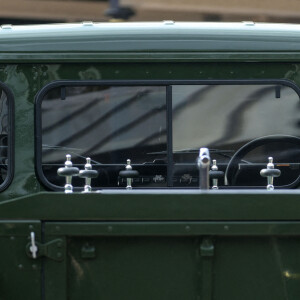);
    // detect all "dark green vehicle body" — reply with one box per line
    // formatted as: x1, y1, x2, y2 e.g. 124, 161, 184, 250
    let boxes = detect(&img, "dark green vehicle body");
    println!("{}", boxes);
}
0, 21, 300, 299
